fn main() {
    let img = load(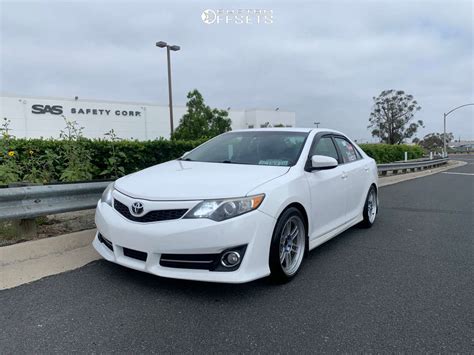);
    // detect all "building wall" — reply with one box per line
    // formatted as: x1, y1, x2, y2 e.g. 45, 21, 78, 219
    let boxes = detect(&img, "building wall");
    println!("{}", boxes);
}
0, 95, 296, 140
